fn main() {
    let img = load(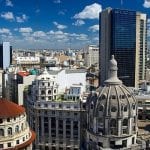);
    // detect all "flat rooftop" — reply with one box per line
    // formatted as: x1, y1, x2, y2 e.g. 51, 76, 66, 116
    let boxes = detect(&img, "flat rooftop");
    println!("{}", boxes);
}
138, 120, 150, 140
